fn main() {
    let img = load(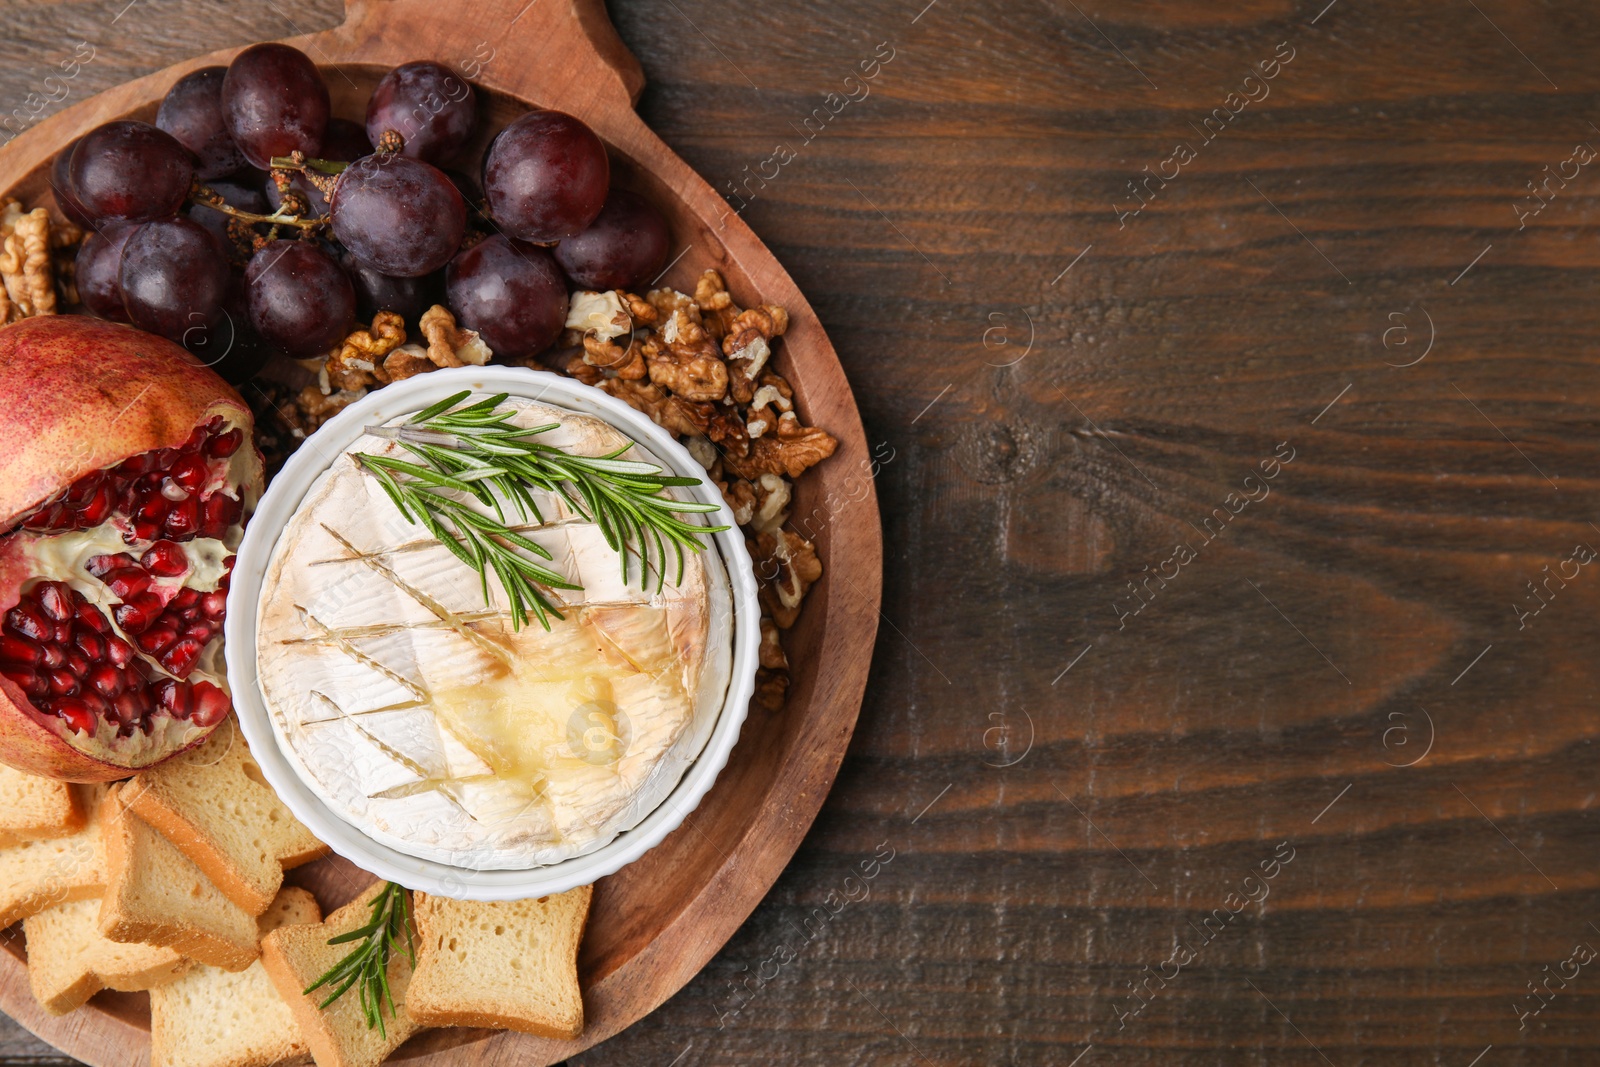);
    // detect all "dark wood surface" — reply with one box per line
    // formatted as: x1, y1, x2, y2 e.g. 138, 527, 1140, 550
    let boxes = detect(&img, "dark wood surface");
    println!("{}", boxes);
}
0, 0, 1597, 1064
